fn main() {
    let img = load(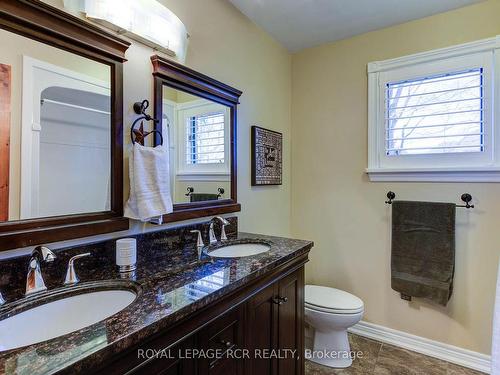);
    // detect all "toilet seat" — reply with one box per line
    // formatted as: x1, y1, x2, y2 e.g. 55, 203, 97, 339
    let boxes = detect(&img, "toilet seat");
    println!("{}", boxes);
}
305, 302, 364, 315
305, 285, 364, 315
